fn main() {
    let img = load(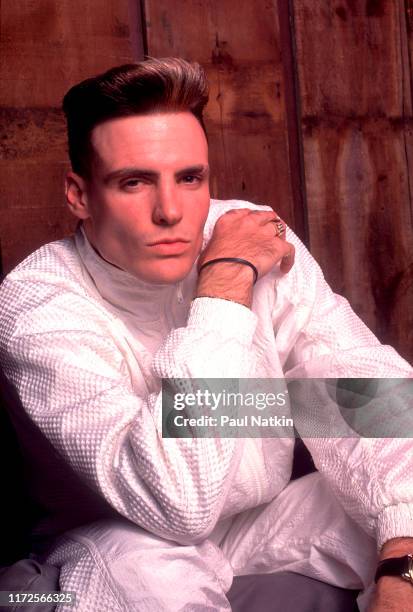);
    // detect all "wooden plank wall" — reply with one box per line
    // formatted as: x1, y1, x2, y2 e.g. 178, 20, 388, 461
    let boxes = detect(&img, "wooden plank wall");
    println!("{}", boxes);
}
0, 0, 139, 273
142, 0, 301, 233
292, 0, 413, 362
1, 1, 411, 362
142, 0, 412, 362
